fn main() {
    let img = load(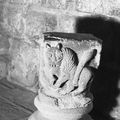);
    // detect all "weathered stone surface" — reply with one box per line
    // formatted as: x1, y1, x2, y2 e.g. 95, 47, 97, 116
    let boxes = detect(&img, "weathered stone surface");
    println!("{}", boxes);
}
25, 11, 58, 42
0, 34, 10, 79
47, 0, 75, 10
75, 0, 120, 17
25, 11, 45, 39
8, 0, 41, 5
65, 0, 75, 10
89, 0, 104, 14
1, 0, 120, 119
45, 13, 57, 32
0, 59, 7, 79
76, 0, 104, 13
76, 0, 90, 12
2, 0, 120, 43
0, 34, 10, 52
38, 0, 47, 7
29, 33, 102, 120
2, 4, 27, 38
0, 4, 4, 22
47, 0, 66, 9
58, 15, 76, 33
109, 7, 120, 17
7, 39, 40, 92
